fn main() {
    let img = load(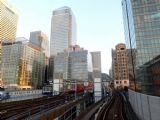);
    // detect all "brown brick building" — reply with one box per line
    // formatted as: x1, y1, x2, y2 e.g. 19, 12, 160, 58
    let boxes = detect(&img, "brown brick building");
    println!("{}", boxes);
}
112, 43, 129, 88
